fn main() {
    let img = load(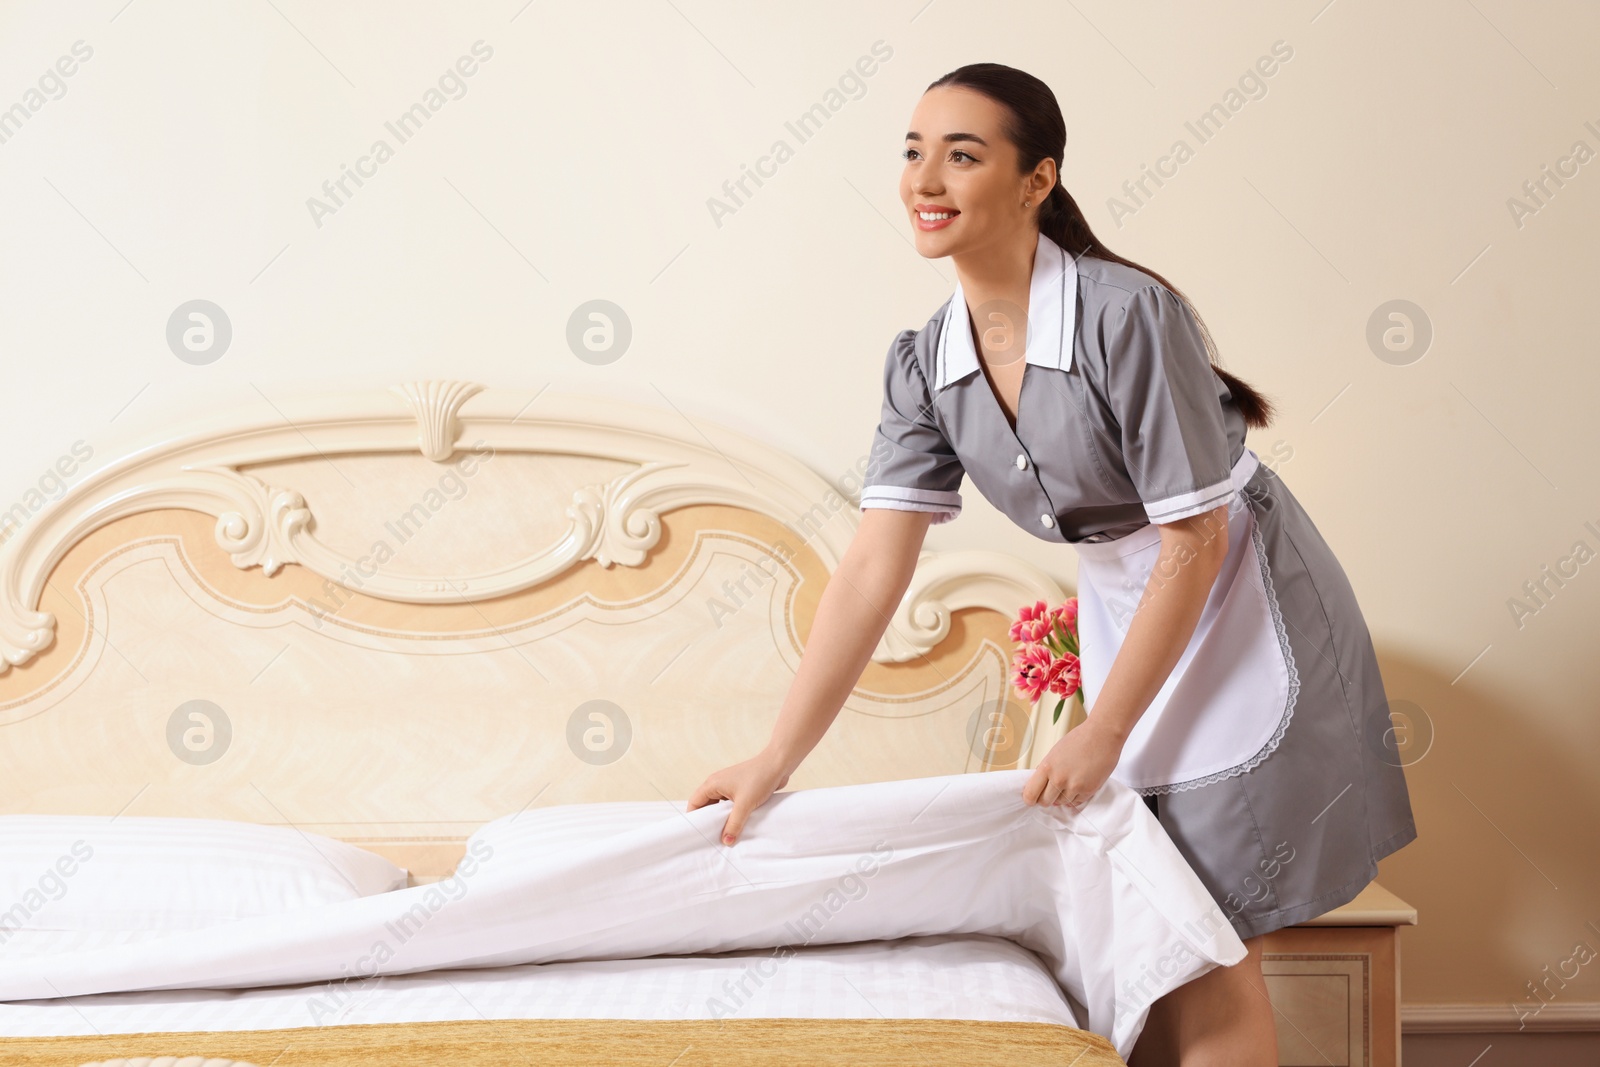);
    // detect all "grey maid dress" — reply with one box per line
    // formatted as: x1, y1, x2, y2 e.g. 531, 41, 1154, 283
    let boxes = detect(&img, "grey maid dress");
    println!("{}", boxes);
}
858, 231, 1417, 939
